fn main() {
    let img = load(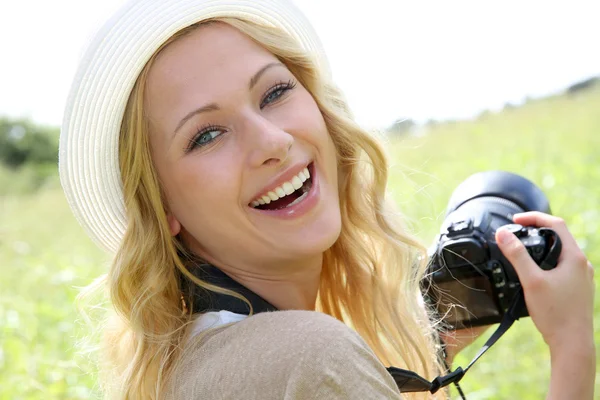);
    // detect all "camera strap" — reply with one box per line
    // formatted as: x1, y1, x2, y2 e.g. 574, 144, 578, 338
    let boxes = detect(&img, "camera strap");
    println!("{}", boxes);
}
182, 263, 527, 398
386, 289, 526, 396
